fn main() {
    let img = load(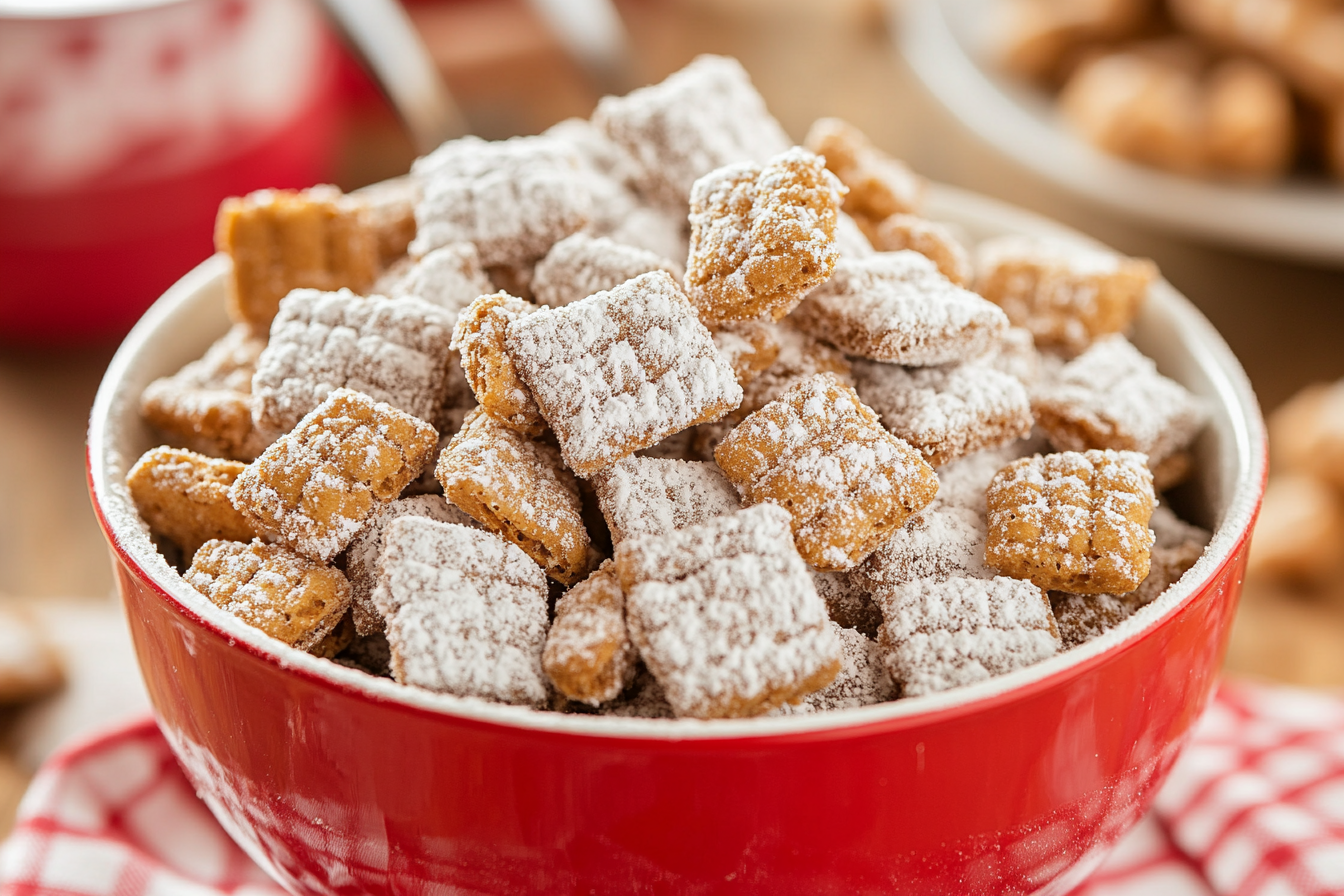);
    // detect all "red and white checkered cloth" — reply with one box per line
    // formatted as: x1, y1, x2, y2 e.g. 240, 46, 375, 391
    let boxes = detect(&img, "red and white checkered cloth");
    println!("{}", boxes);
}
1, 681, 1341, 896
